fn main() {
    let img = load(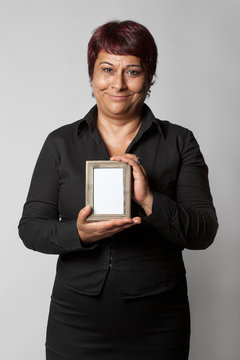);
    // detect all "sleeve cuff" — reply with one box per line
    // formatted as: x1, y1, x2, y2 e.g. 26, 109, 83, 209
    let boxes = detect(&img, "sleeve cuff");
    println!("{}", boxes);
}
58, 220, 98, 252
142, 191, 175, 230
